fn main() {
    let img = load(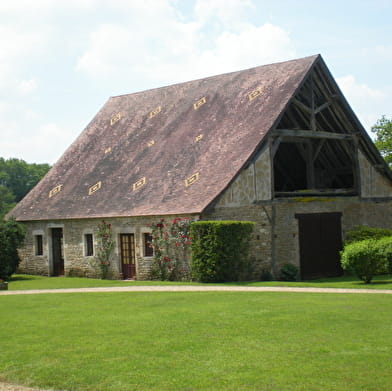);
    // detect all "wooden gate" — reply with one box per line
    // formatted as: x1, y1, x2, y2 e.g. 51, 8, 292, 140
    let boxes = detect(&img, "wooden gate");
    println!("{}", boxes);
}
51, 228, 64, 276
296, 212, 343, 279
120, 234, 136, 279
